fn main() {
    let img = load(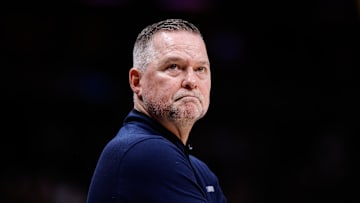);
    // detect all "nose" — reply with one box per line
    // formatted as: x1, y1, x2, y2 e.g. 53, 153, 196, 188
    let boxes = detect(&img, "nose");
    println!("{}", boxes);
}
181, 69, 197, 89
